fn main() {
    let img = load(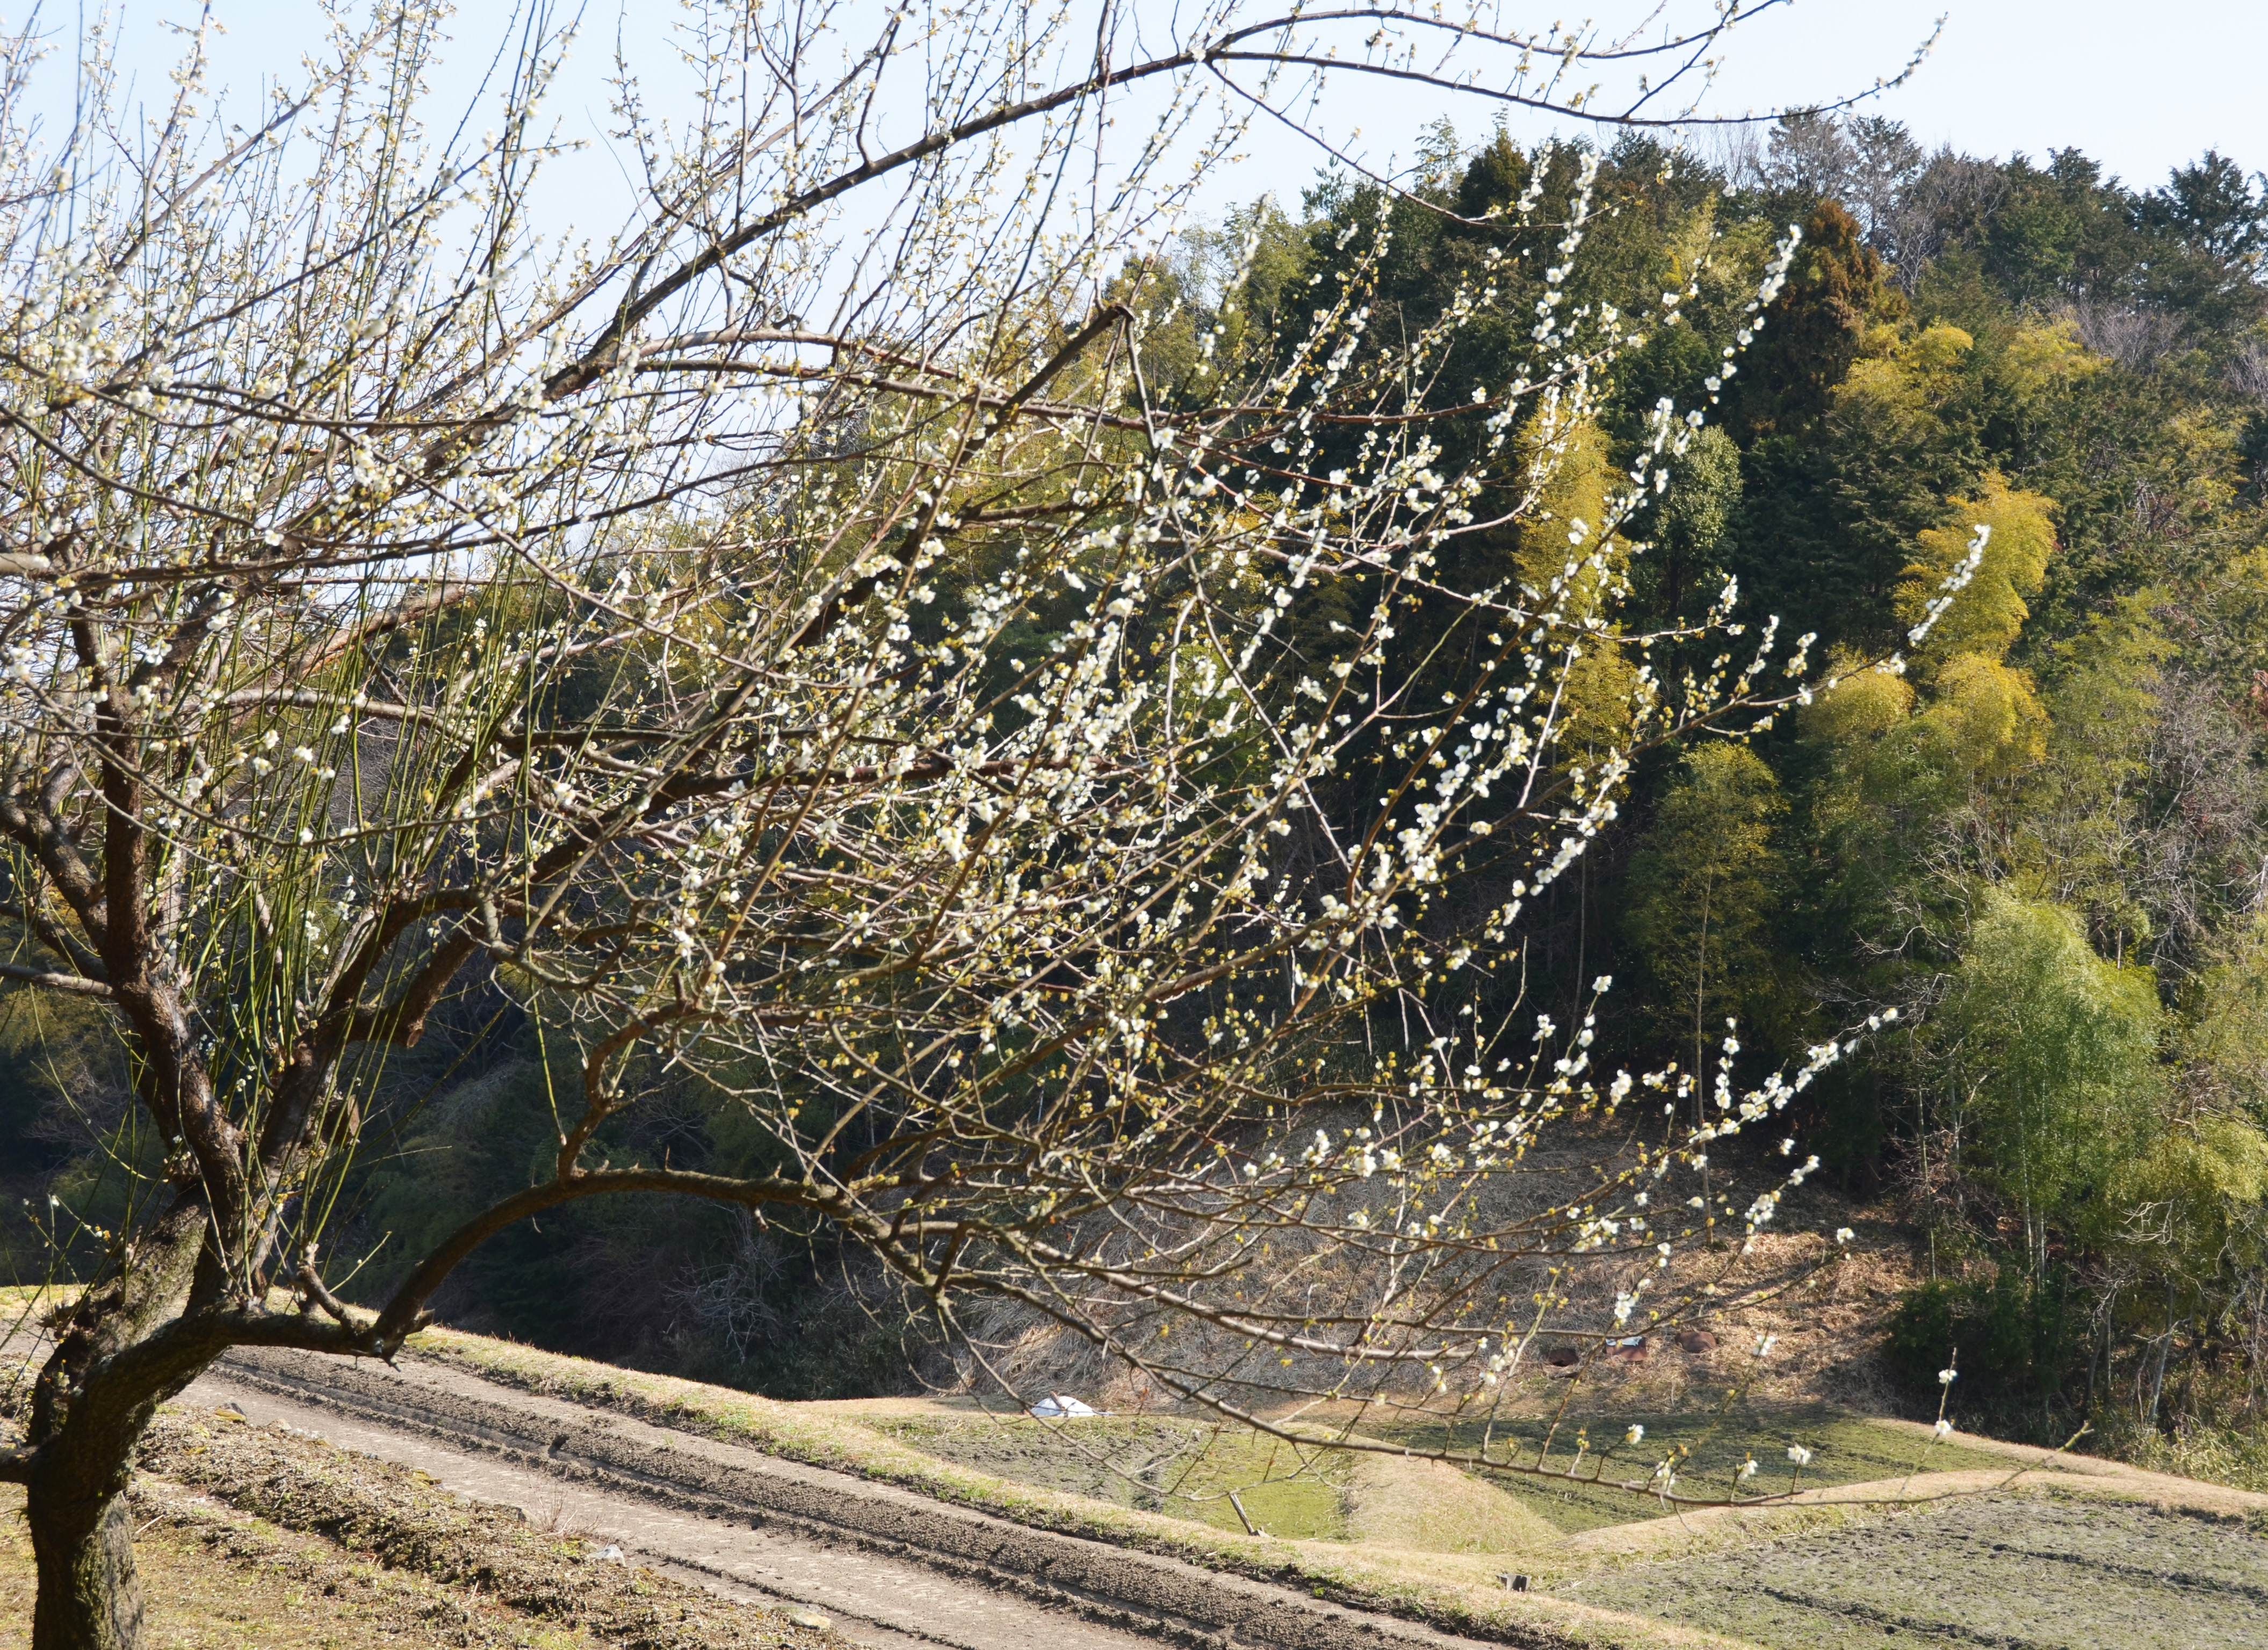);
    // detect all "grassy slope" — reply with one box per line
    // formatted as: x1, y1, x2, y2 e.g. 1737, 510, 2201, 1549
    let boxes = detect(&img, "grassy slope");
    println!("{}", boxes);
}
11, 1299, 2267, 1650
1358, 1404, 2017, 1534
0, 1481, 604, 1650
404, 1320, 2268, 1641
